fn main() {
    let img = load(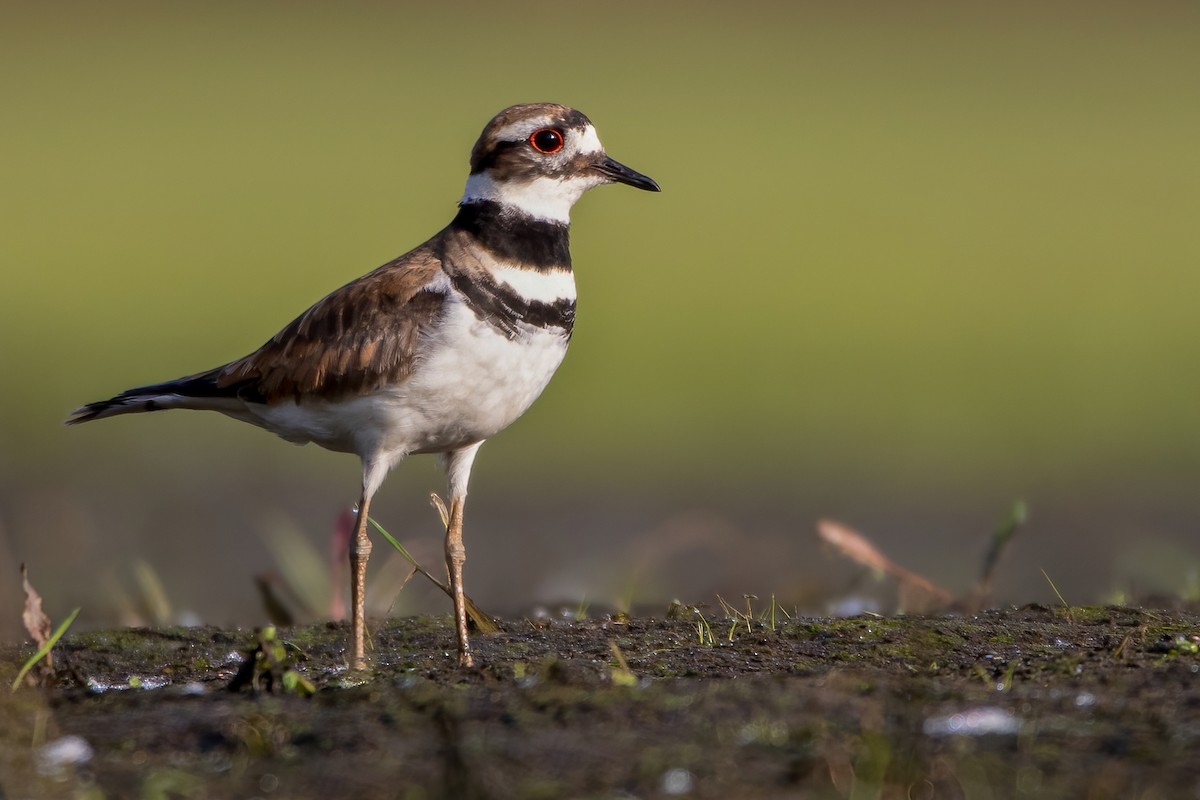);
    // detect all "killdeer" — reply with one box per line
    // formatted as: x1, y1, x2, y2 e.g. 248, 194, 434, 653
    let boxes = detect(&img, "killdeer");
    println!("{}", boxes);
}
68, 103, 659, 669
